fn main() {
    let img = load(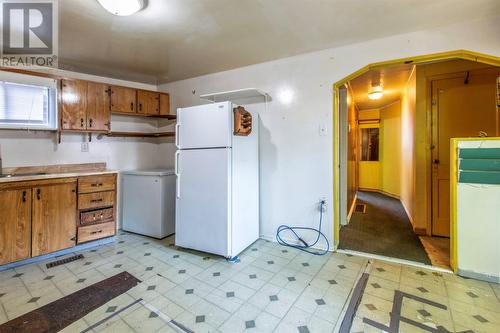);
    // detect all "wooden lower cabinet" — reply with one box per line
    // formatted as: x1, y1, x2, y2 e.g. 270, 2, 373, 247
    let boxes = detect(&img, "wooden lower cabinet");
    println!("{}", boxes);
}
0, 189, 31, 265
32, 182, 77, 257
77, 222, 115, 244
